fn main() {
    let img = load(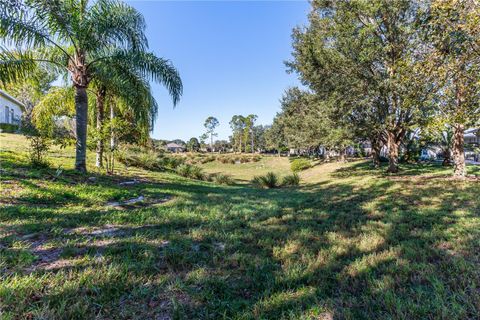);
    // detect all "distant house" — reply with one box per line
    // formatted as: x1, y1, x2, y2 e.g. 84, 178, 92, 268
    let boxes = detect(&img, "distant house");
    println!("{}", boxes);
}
0, 89, 25, 130
166, 142, 185, 153
465, 128, 479, 145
